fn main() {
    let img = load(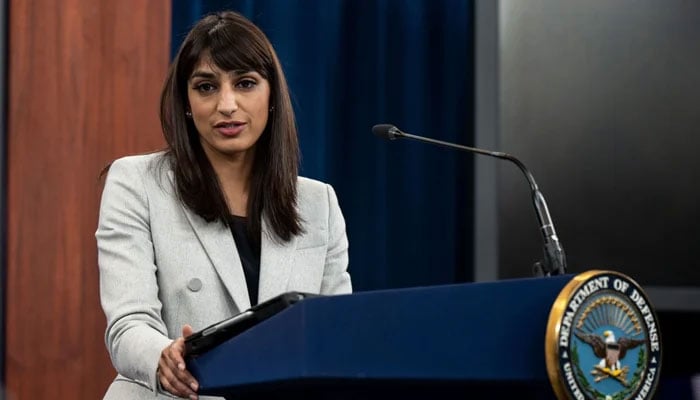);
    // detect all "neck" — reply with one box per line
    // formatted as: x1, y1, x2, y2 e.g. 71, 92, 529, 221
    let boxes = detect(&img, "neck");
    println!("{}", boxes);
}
204, 148, 255, 217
